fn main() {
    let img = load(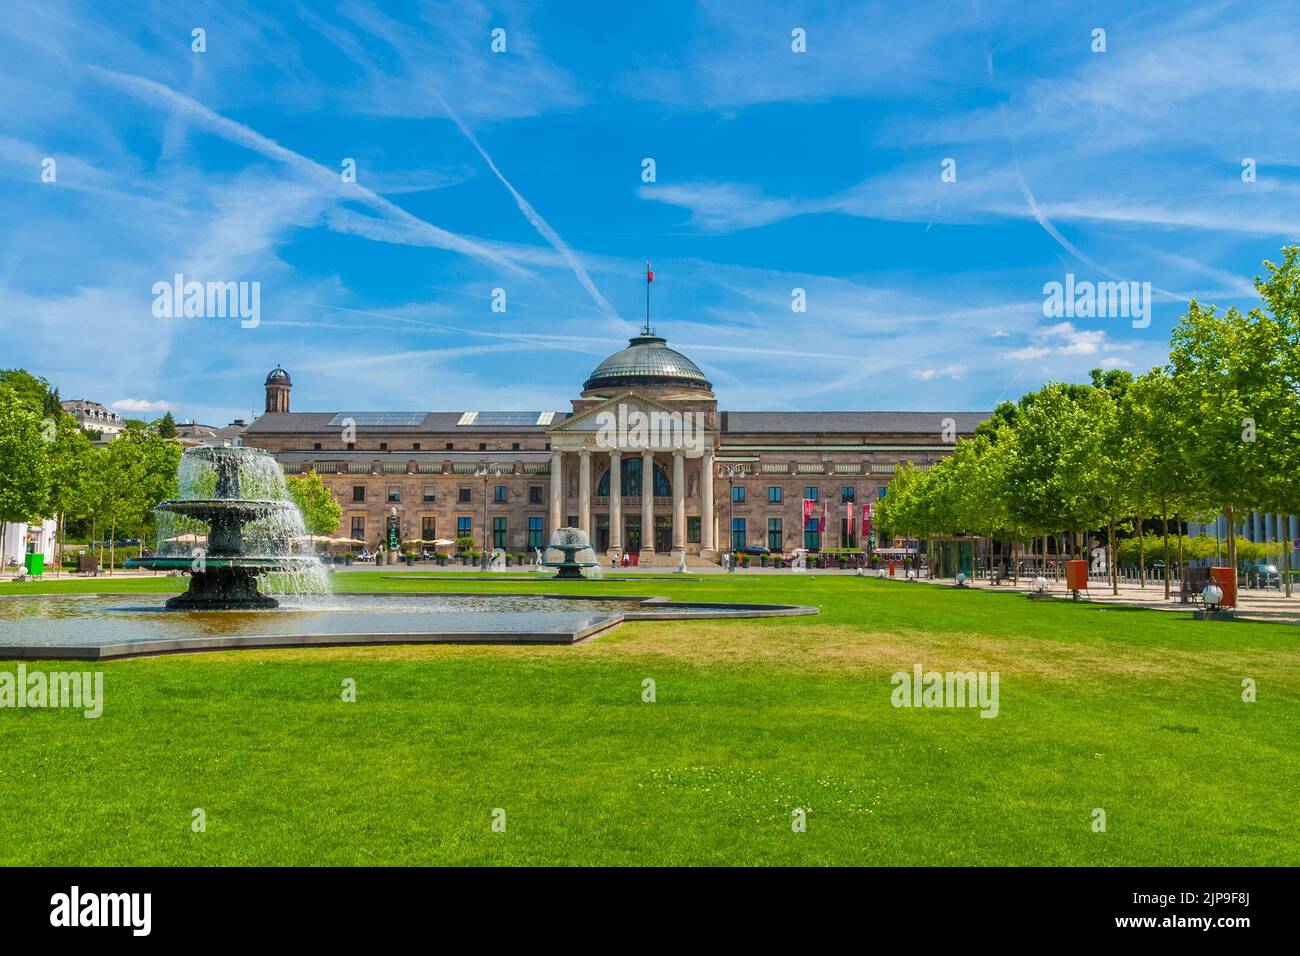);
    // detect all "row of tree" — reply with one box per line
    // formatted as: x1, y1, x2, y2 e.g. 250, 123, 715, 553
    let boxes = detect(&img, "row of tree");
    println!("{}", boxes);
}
0, 370, 181, 573
876, 246, 1300, 598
